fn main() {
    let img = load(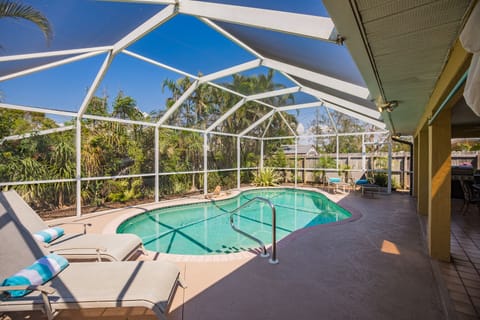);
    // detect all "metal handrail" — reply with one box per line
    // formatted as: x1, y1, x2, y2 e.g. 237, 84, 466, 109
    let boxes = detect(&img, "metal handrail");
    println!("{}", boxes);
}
229, 196, 278, 264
